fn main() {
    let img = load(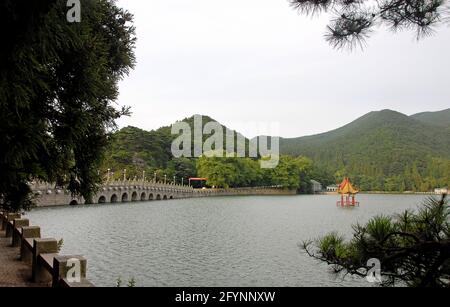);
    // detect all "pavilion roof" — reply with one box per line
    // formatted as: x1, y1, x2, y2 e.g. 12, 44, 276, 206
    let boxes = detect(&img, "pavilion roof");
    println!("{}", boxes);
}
338, 178, 359, 194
